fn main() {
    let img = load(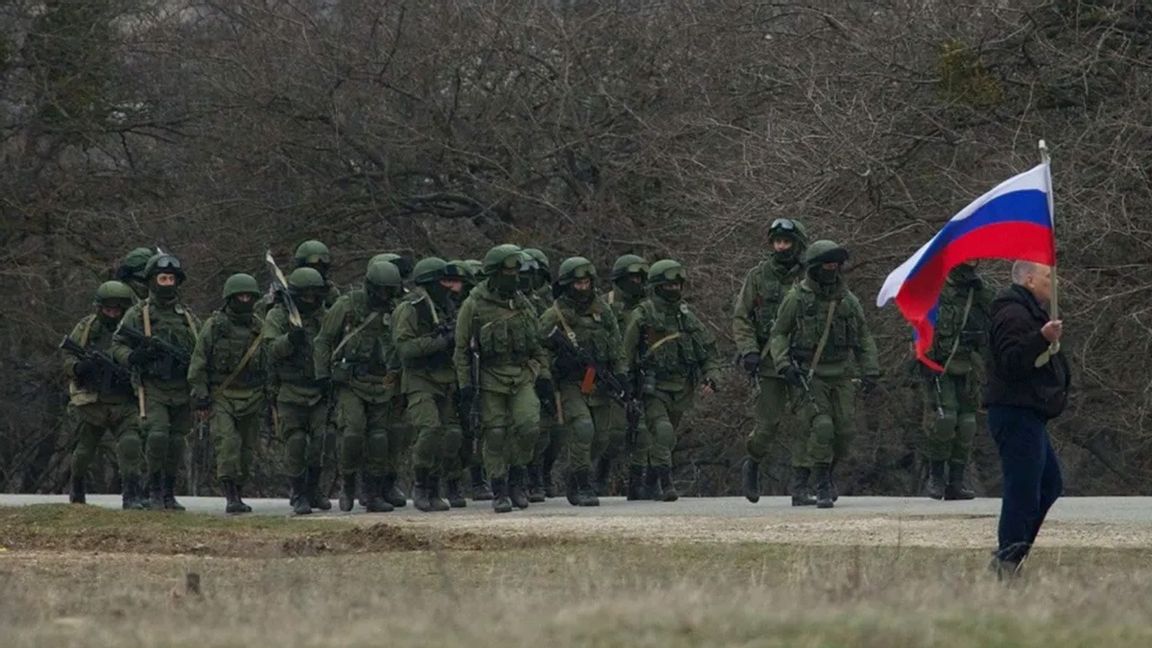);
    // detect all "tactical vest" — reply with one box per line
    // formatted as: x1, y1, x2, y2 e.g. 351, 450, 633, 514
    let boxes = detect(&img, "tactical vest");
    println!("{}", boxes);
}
330, 291, 392, 380
70, 314, 133, 402
402, 293, 454, 370
269, 305, 323, 385
929, 283, 990, 368
204, 312, 264, 390
751, 262, 796, 345
474, 293, 538, 366
638, 299, 712, 382
551, 298, 617, 380
135, 301, 198, 383
789, 289, 862, 365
